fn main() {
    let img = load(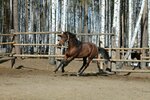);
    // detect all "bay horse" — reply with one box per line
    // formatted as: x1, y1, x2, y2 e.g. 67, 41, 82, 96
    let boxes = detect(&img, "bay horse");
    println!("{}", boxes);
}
54, 31, 110, 75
